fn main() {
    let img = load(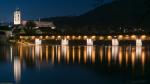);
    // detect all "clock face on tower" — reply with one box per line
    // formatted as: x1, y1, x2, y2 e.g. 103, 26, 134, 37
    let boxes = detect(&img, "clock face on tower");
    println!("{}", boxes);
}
14, 9, 21, 25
